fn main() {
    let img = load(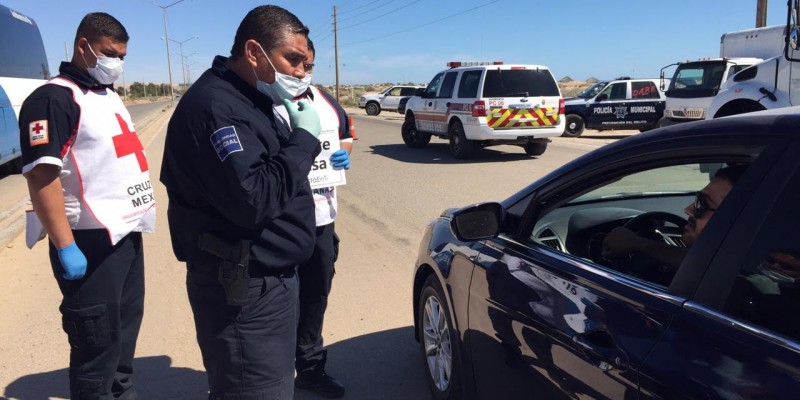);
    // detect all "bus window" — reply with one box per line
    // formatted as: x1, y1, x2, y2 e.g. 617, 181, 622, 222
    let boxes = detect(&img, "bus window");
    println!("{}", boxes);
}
0, 4, 49, 169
